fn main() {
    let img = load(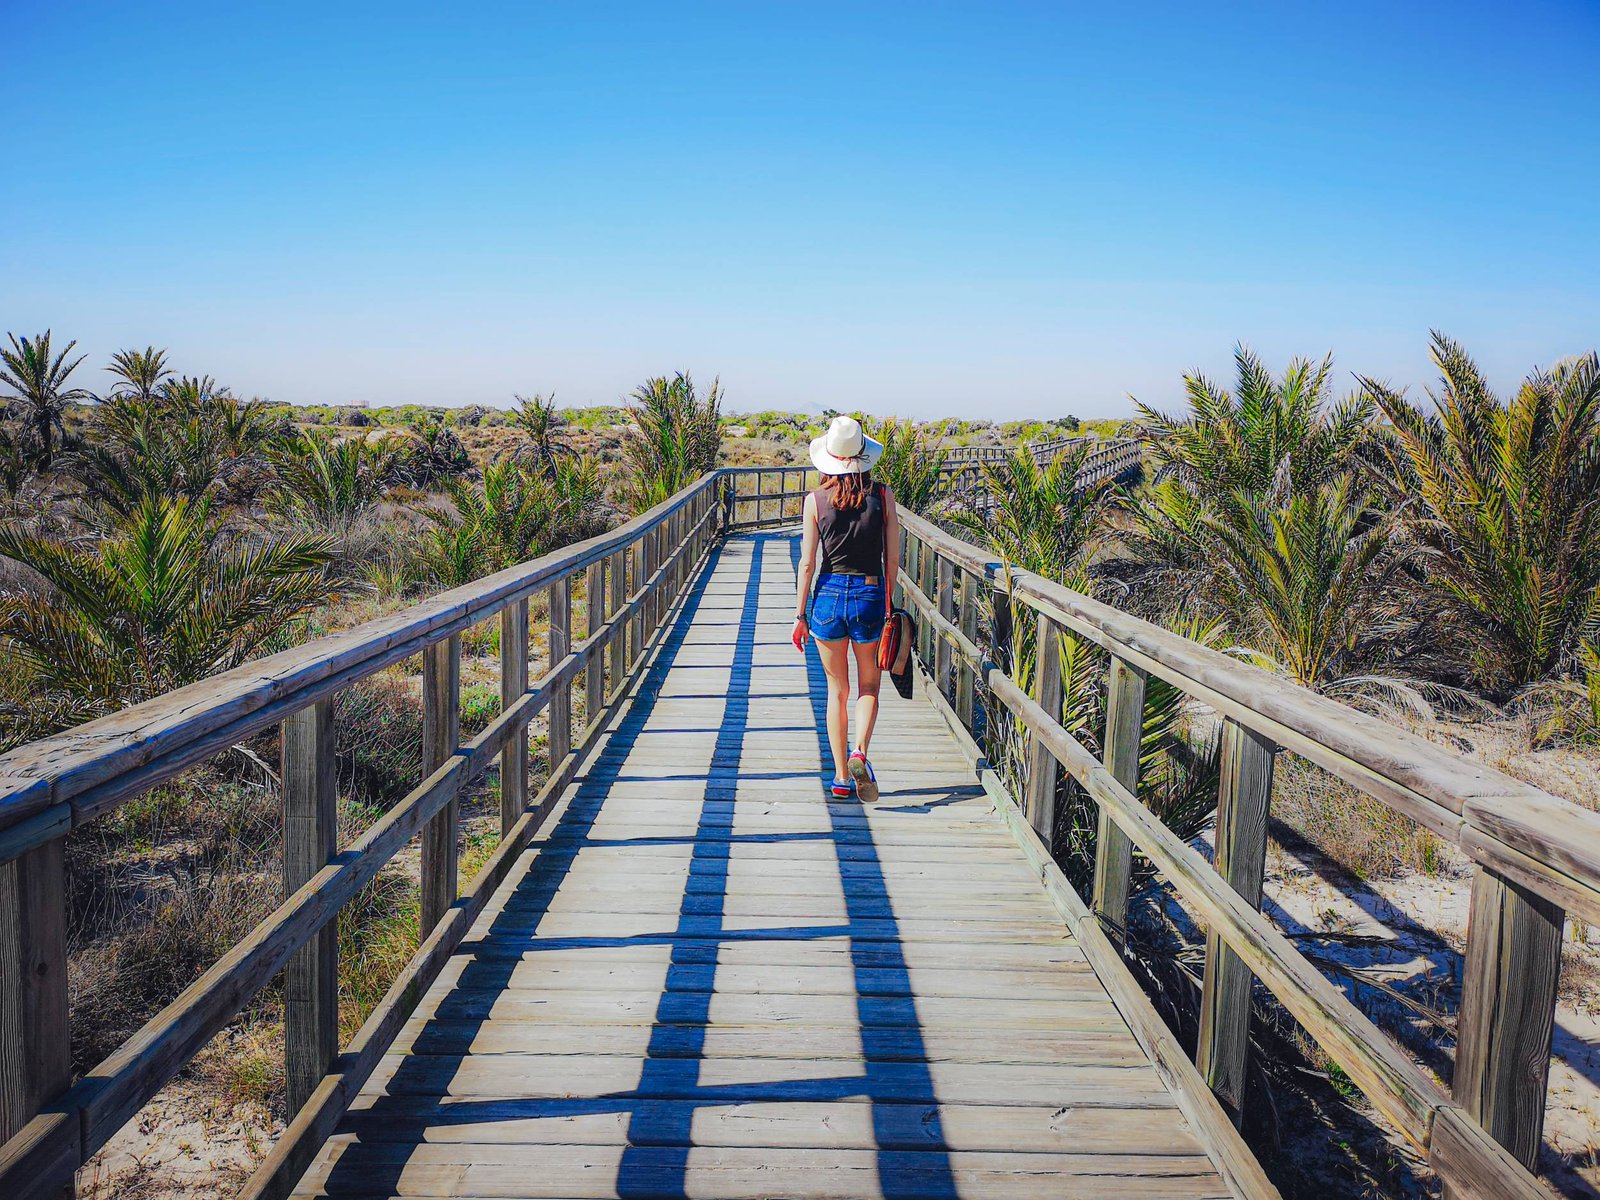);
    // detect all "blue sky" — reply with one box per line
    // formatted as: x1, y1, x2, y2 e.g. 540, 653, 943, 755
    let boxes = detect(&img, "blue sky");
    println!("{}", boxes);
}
4, 1, 1597, 418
